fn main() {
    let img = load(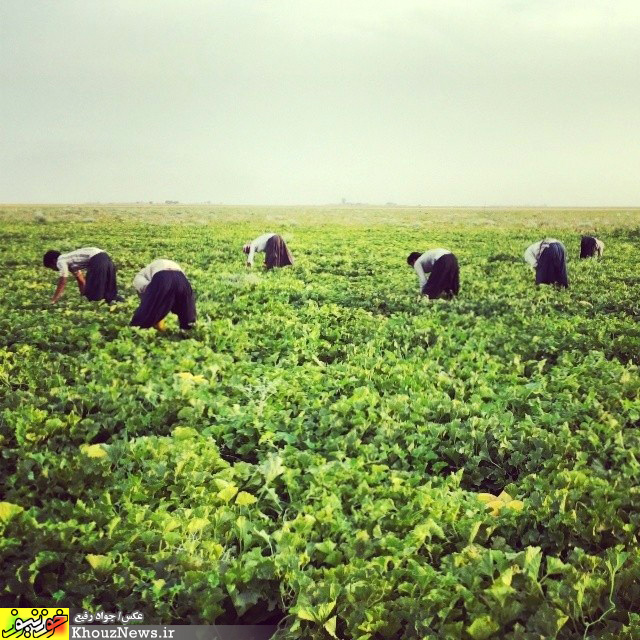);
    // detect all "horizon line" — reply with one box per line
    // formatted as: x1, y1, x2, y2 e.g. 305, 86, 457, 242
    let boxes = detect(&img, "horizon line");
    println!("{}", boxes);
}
1, 202, 640, 210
